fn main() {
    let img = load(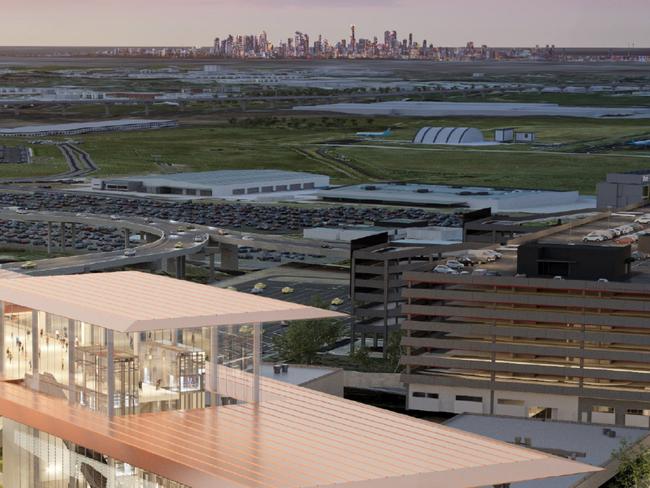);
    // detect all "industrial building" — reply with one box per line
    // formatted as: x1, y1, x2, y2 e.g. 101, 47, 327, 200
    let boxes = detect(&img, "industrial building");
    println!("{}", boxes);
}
494, 127, 515, 143
318, 182, 587, 212
494, 128, 536, 143
413, 126, 484, 145
597, 170, 650, 209
92, 169, 330, 198
0, 271, 595, 487
0, 119, 178, 137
